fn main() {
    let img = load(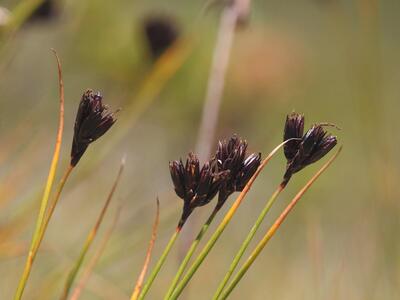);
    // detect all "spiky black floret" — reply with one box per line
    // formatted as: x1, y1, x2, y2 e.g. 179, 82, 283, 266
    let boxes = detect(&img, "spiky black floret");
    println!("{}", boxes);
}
169, 153, 227, 228
215, 135, 261, 209
70, 90, 117, 166
282, 113, 337, 185
283, 112, 304, 161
